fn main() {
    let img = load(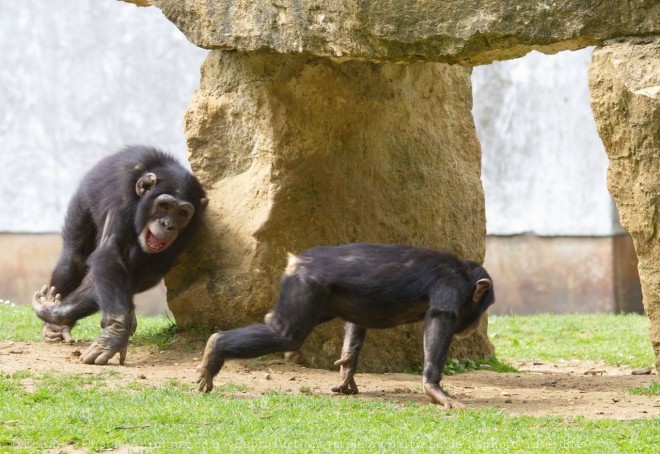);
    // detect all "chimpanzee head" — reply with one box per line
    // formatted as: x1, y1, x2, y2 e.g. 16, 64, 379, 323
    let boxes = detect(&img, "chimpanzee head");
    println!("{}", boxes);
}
453, 262, 495, 338
134, 170, 208, 254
